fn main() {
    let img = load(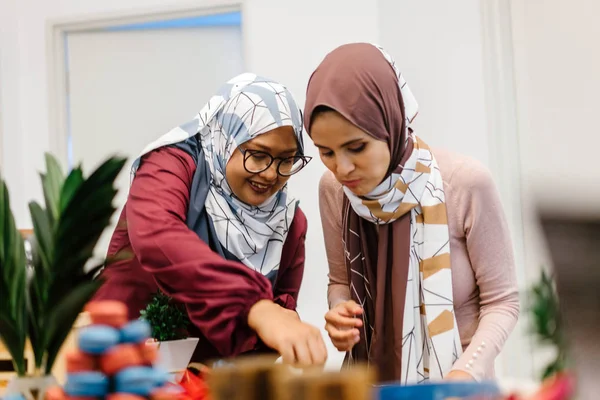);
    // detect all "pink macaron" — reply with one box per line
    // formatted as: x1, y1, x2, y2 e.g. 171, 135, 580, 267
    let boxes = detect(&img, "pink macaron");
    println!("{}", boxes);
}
99, 344, 144, 375
66, 350, 97, 372
139, 342, 158, 365
150, 387, 183, 400
85, 301, 128, 328
107, 394, 147, 400
65, 397, 98, 400
45, 386, 66, 400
